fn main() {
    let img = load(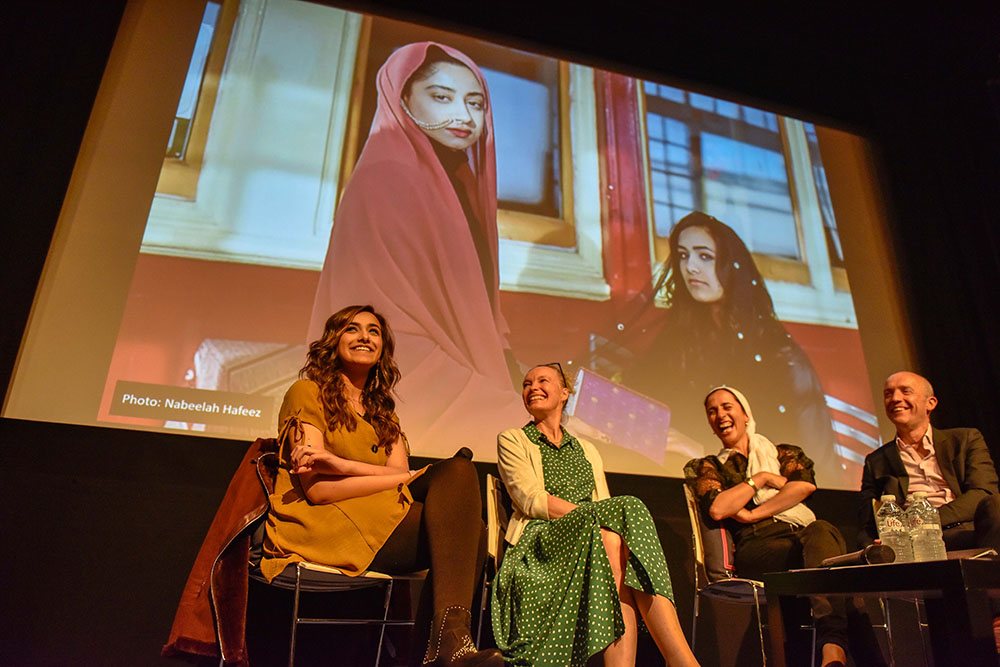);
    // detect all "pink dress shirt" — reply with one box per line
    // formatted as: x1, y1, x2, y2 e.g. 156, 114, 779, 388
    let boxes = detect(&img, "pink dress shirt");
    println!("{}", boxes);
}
896, 425, 955, 507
